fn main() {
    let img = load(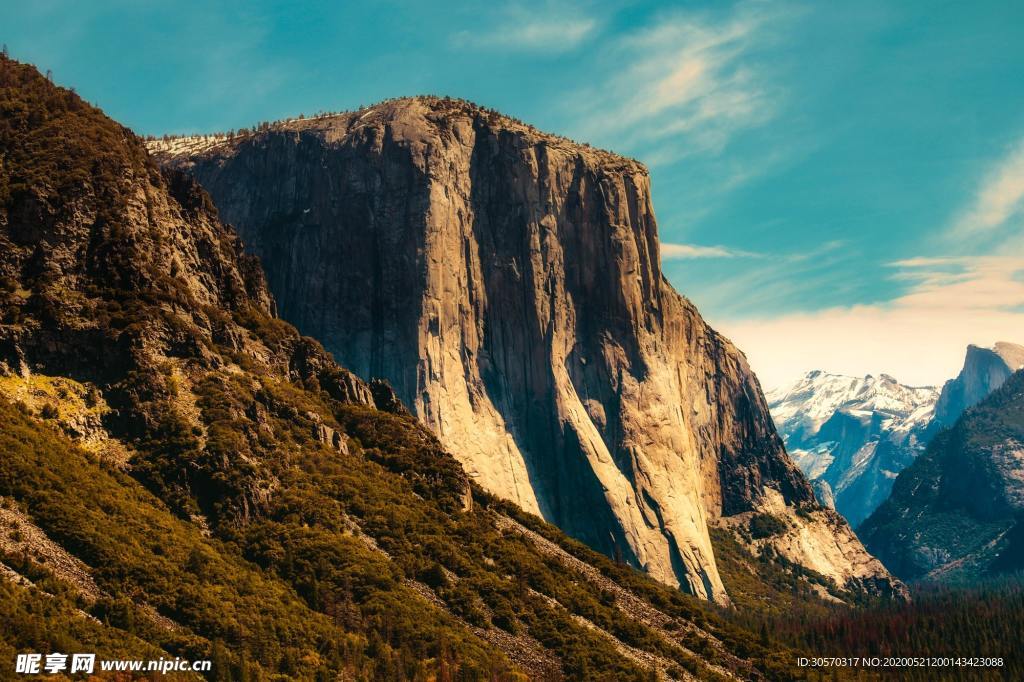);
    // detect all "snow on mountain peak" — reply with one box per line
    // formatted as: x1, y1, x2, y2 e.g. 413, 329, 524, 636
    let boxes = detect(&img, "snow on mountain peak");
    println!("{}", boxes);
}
767, 371, 940, 527
766, 371, 938, 438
